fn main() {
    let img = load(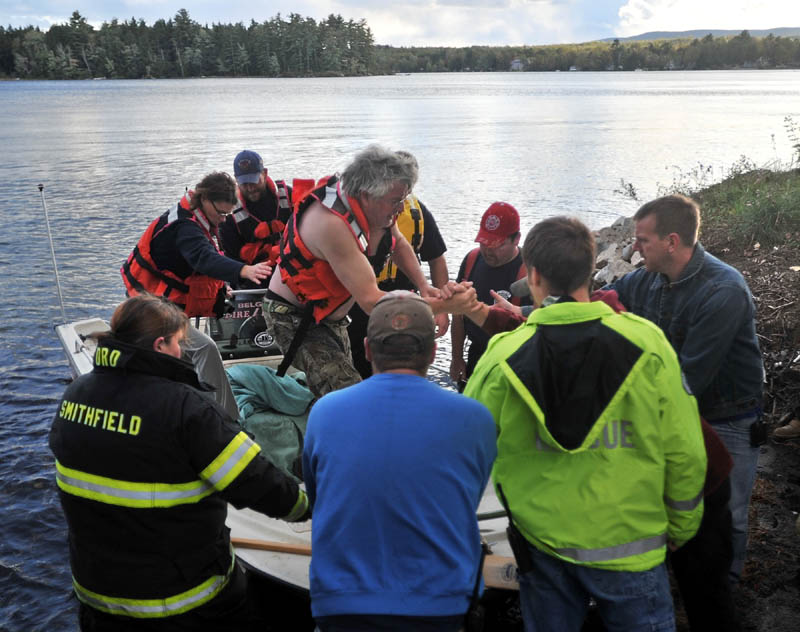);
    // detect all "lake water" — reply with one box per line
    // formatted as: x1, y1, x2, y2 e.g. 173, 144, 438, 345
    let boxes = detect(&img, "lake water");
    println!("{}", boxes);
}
1, 70, 798, 630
